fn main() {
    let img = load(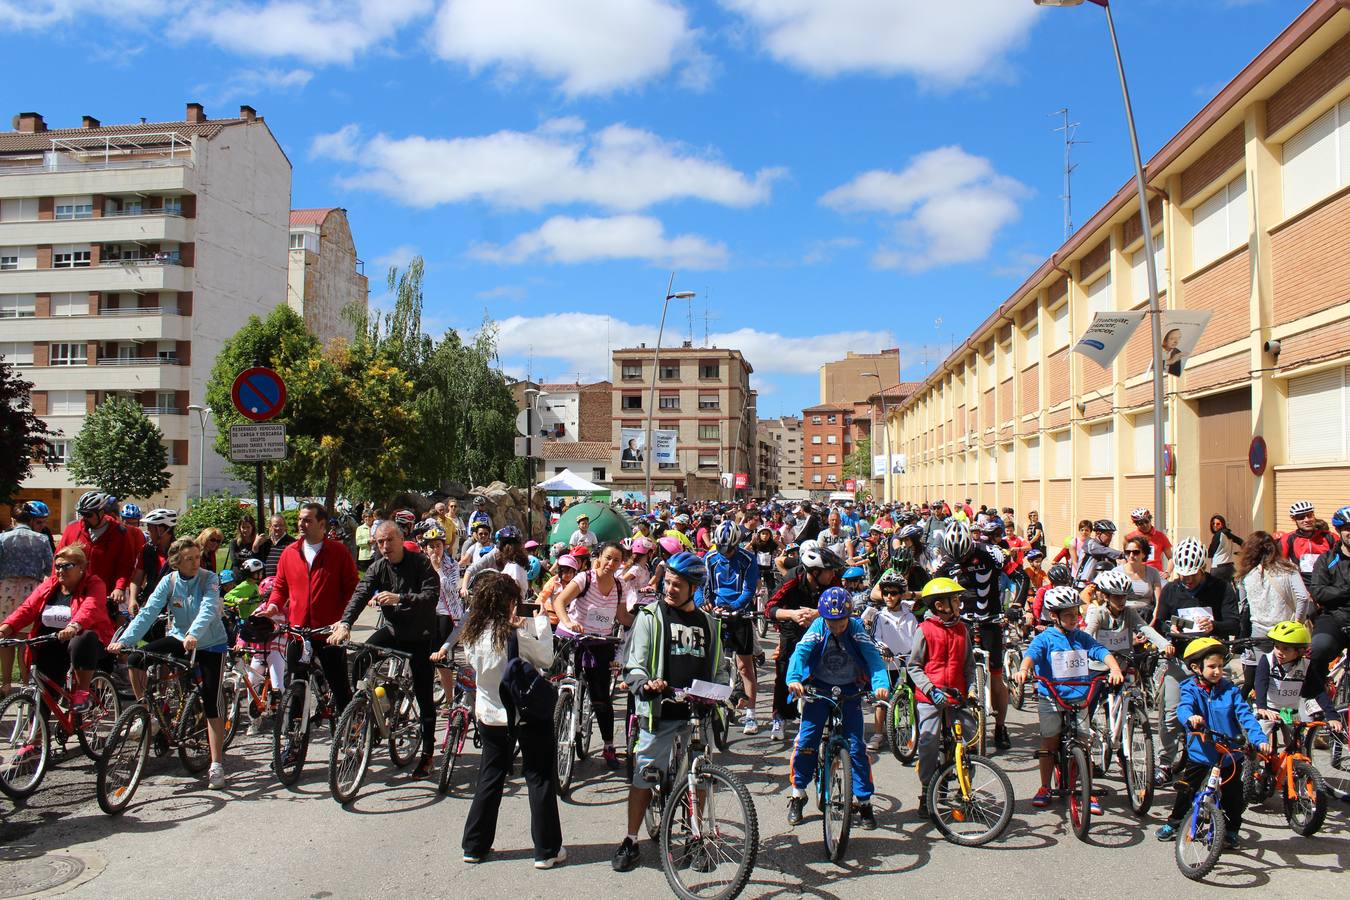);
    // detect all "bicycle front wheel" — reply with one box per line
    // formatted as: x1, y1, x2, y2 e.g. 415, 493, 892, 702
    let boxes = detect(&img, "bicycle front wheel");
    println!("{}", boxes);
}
927, 752, 1014, 846
1176, 795, 1225, 880
329, 693, 374, 804
96, 704, 150, 815
1121, 704, 1155, 815
553, 688, 577, 794
273, 681, 311, 786
887, 688, 917, 765
1005, 650, 1025, 710
438, 713, 467, 795
659, 761, 758, 900
0, 692, 49, 800
1283, 759, 1328, 836
388, 690, 421, 767
176, 691, 211, 774
219, 672, 243, 751
75, 671, 121, 759
822, 742, 853, 864
1308, 720, 1350, 802
1064, 745, 1093, 842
